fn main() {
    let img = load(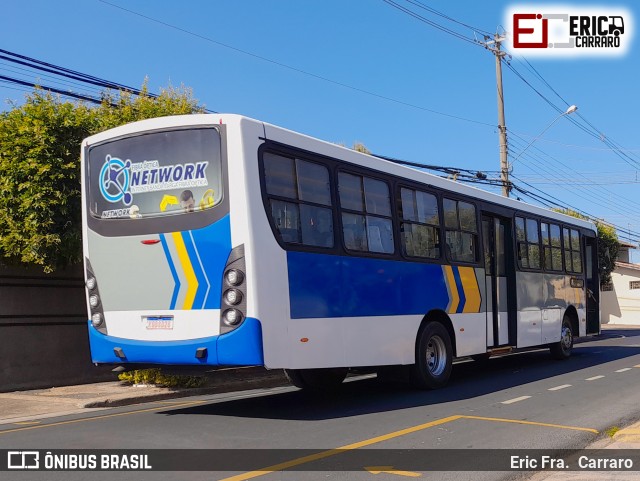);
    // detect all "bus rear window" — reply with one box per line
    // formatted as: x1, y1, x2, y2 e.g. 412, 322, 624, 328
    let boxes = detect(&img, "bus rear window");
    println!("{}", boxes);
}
87, 128, 223, 219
